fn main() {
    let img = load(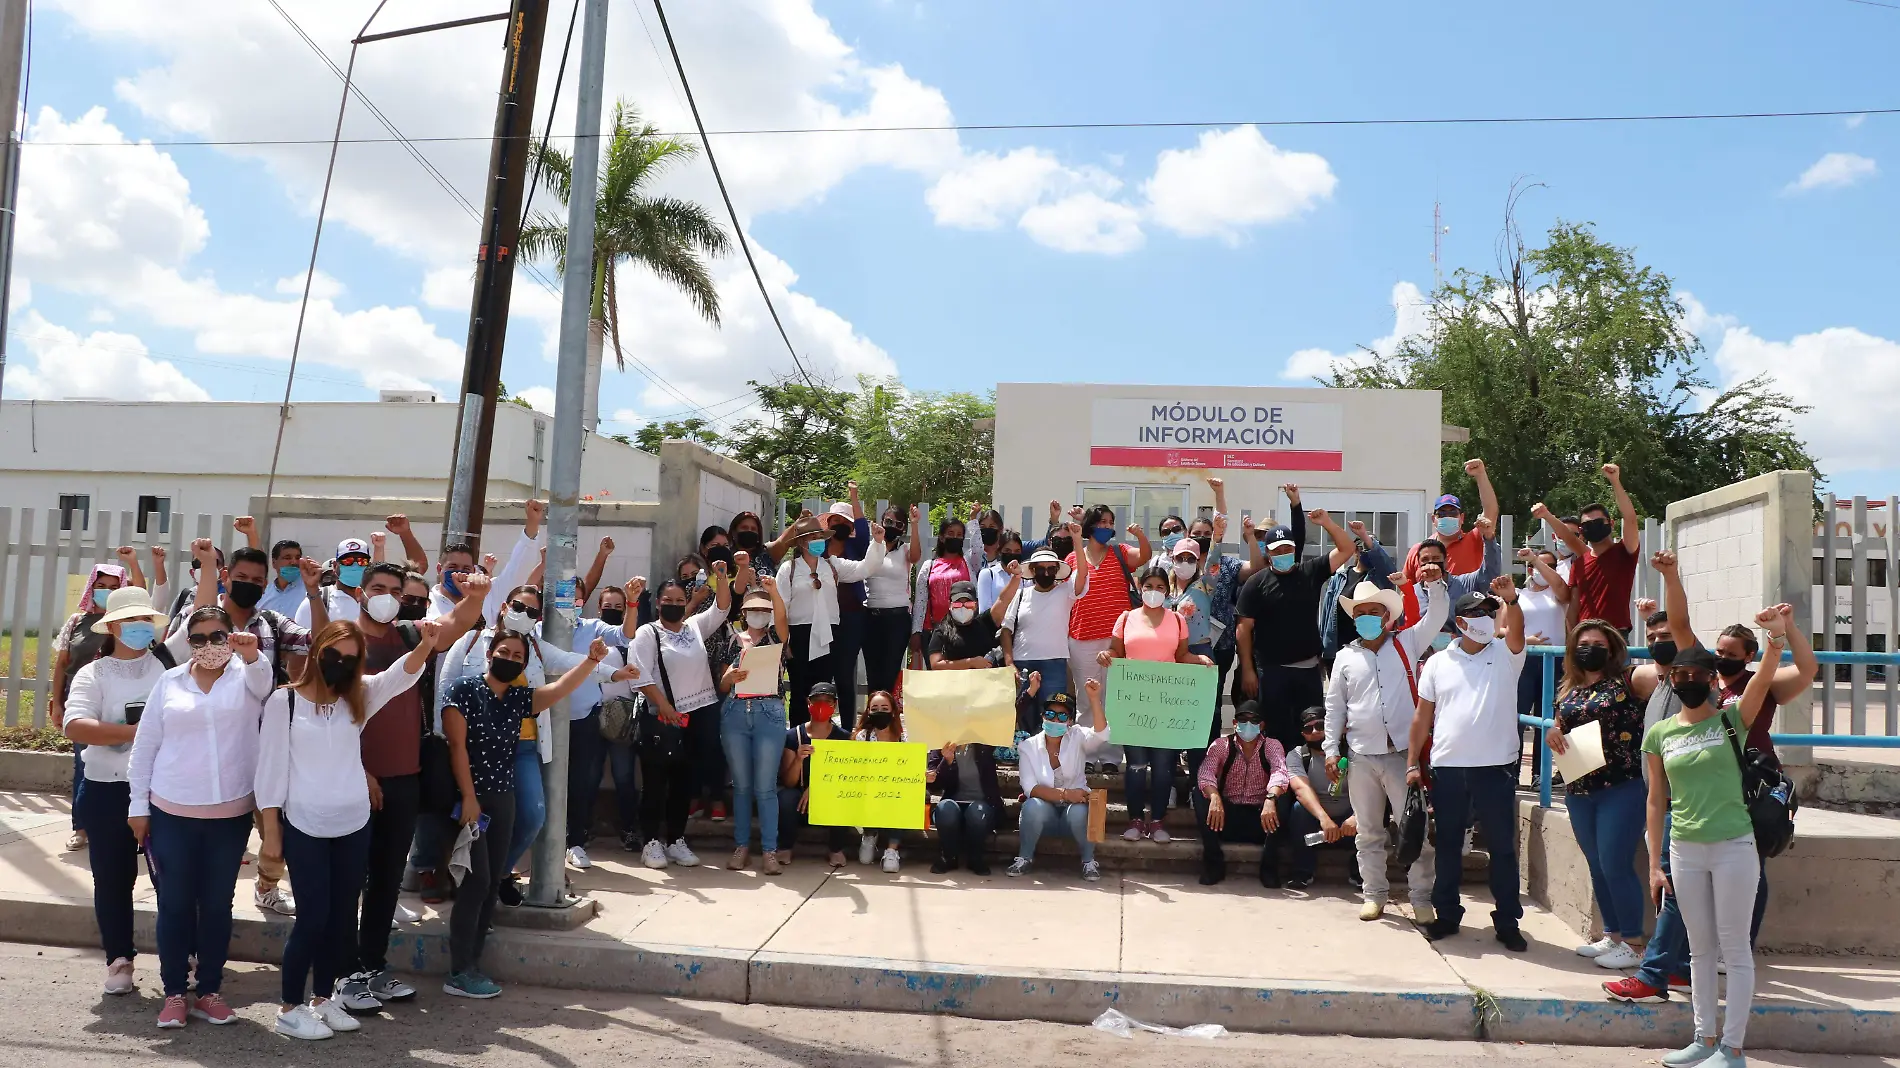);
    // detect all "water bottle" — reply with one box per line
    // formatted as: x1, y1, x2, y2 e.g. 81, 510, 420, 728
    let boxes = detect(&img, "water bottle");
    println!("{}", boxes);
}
1329, 754, 1350, 797
1304, 830, 1328, 846
1767, 781, 1791, 807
